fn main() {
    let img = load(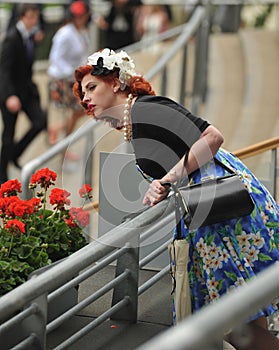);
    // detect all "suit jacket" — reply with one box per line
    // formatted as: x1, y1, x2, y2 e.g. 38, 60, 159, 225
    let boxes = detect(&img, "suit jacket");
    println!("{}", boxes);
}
0, 26, 38, 105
